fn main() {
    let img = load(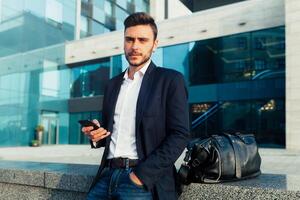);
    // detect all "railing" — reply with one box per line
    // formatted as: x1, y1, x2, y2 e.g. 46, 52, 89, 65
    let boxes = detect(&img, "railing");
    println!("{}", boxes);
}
191, 103, 221, 129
